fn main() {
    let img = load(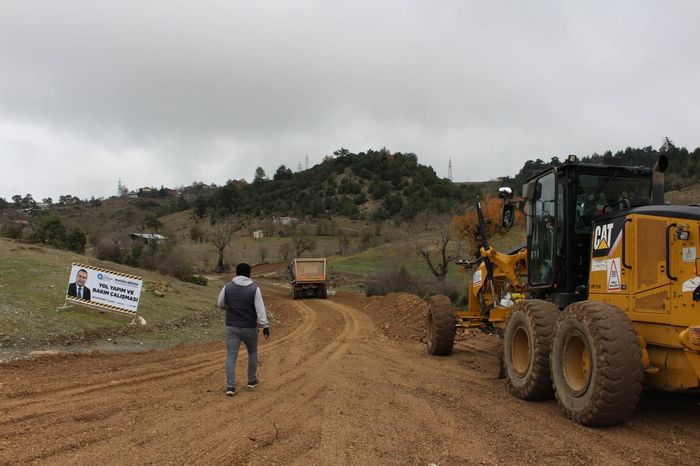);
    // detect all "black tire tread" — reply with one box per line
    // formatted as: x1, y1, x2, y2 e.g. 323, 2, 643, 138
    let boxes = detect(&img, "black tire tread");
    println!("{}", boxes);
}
425, 295, 456, 356
504, 299, 560, 400
551, 301, 643, 427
